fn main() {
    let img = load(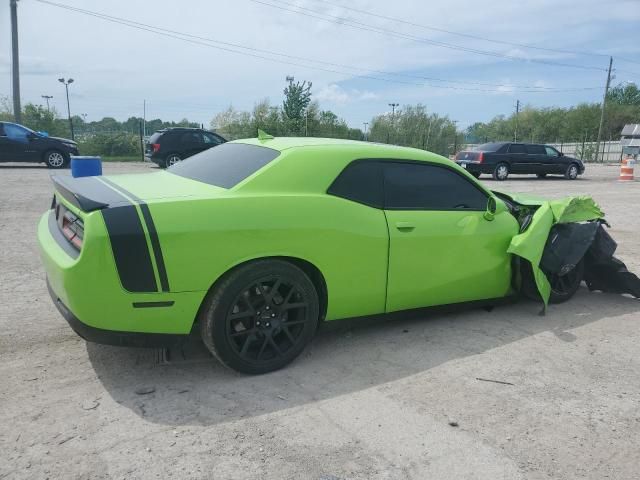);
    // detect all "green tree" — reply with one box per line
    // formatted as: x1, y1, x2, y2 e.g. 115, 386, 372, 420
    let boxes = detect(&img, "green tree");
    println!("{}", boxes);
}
607, 83, 640, 106
283, 80, 312, 134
